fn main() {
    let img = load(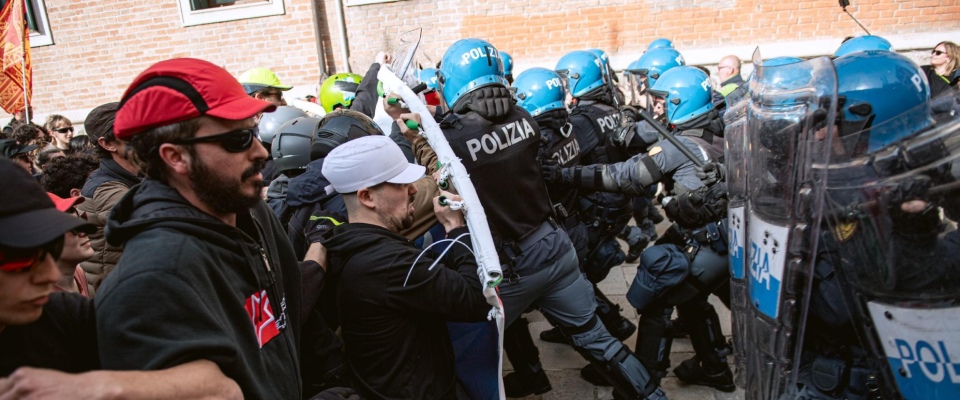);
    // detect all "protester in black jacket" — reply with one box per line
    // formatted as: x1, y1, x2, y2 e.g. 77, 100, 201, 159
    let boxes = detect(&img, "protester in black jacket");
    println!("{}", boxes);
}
321, 135, 490, 399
